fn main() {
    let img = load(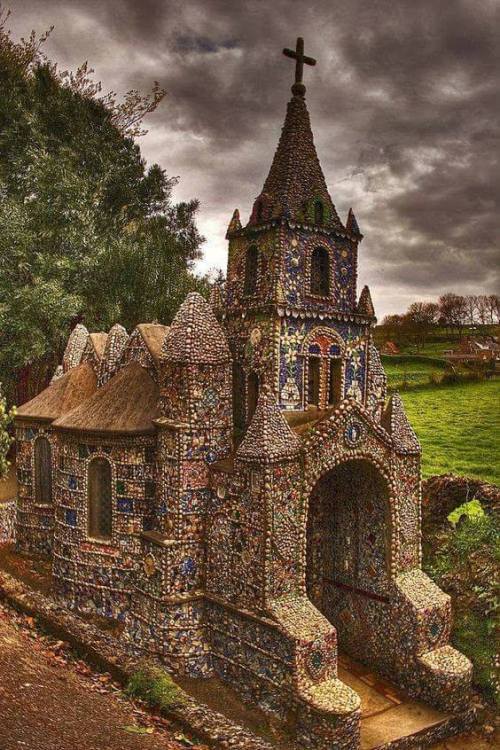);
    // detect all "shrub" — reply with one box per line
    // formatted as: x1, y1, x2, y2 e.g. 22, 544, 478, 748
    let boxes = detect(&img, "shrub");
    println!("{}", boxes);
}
126, 666, 186, 711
